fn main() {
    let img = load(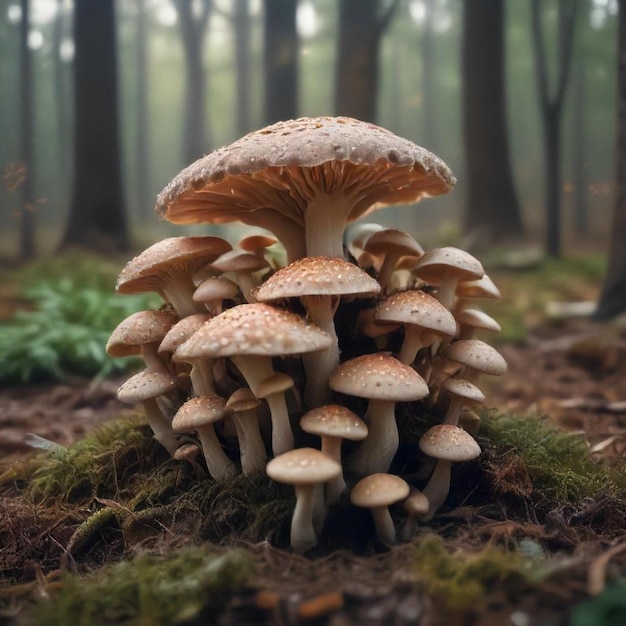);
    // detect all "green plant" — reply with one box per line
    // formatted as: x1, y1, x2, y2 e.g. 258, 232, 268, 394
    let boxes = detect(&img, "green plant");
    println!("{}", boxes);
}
0, 276, 159, 384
